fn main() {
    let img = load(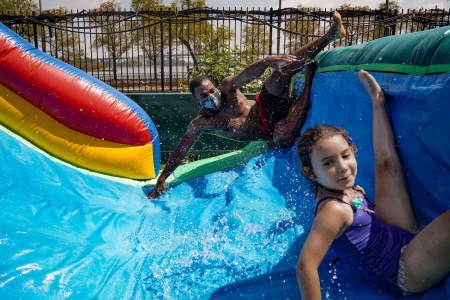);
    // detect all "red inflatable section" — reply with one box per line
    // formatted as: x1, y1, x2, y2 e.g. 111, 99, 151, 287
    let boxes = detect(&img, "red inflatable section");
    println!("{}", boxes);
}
0, 38, 151, 146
